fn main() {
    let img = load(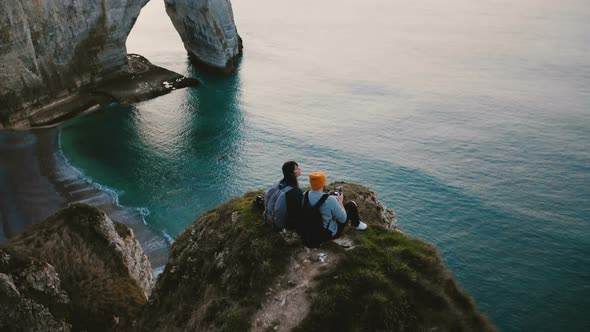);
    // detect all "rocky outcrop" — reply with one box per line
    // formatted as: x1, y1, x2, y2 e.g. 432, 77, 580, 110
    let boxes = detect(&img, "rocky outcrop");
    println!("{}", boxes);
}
137, 183, 495, 331
0, 0, 149, 126
0, 250, 71, 331
165, 0, 243, 74
25, 54, 200, 128
0, 204, 153, 331
0, 184, 495, 331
